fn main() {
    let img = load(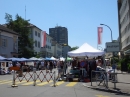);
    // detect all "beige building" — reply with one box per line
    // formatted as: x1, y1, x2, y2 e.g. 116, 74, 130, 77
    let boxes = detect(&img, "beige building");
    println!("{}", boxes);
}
0, 25, 18, 57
